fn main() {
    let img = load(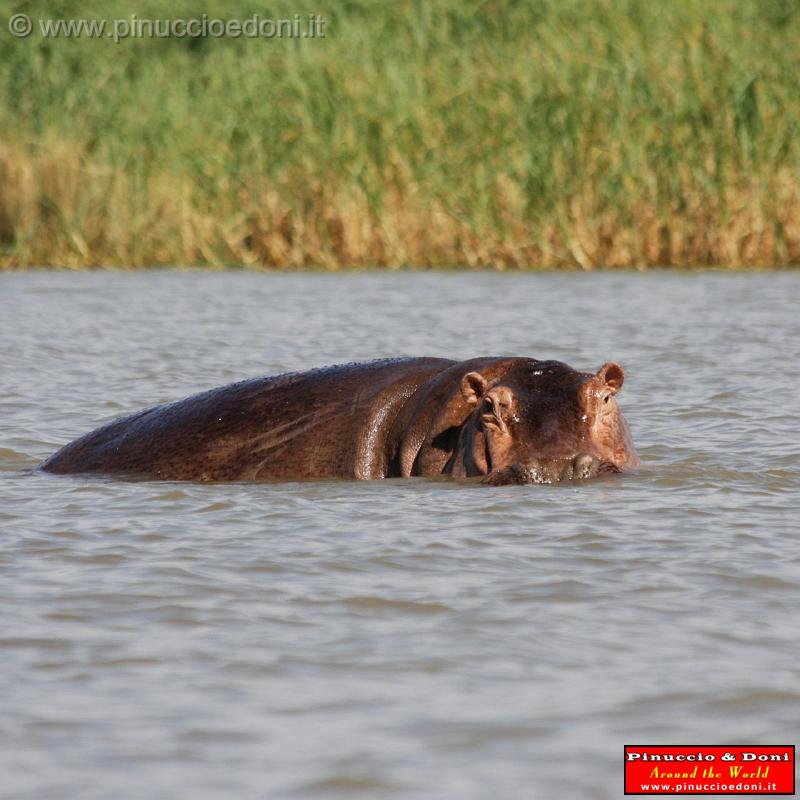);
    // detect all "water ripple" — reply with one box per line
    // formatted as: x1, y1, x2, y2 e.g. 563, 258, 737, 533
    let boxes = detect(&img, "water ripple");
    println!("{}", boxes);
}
1, 271, 799, 800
